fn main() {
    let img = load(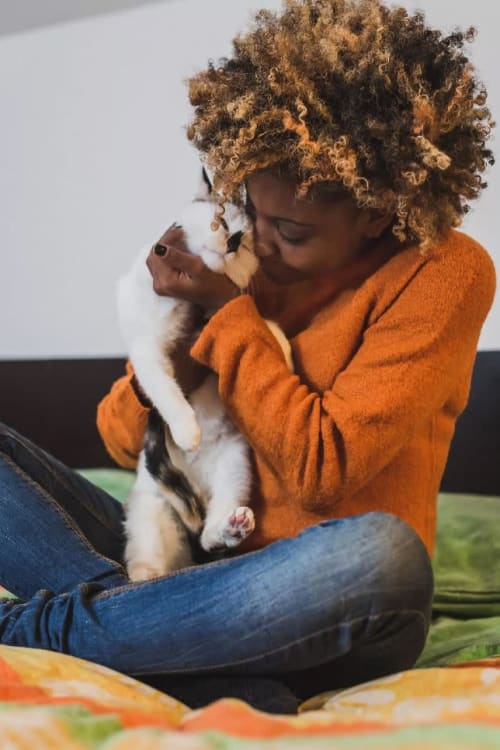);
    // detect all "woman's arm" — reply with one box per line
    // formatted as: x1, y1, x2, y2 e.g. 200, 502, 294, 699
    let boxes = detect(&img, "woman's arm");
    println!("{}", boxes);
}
191, 240, 496, 511
96, 361, 150, 469
96, 335, 210, 468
